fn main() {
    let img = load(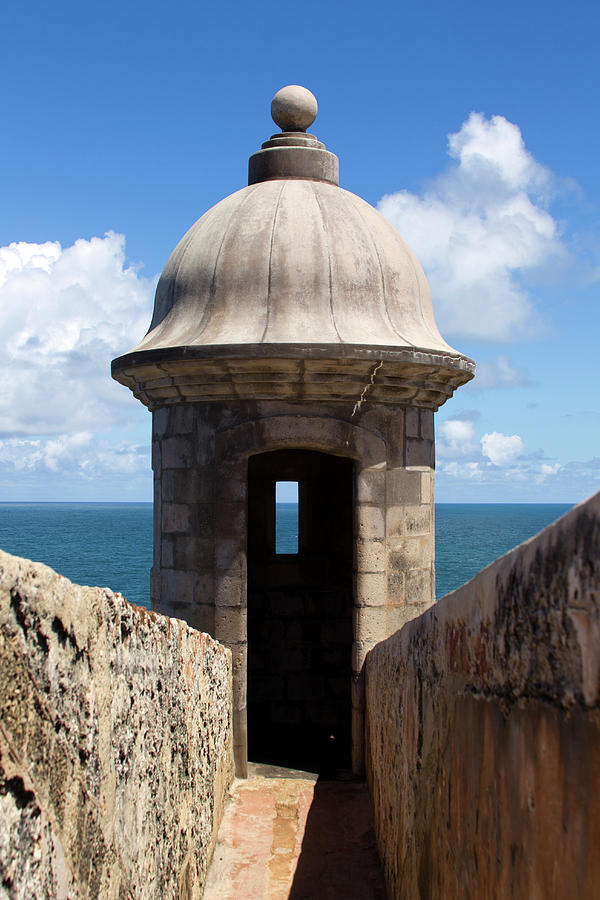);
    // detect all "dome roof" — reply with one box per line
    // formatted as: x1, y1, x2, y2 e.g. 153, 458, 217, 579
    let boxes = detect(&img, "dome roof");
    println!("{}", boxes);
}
134, 178, 456, 355
112, 86, 474, 408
